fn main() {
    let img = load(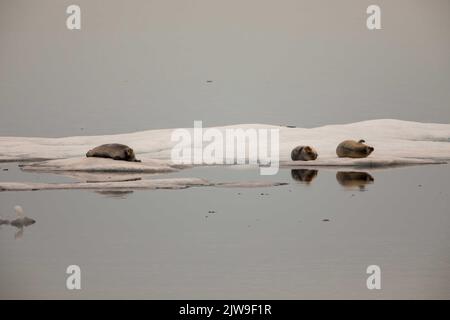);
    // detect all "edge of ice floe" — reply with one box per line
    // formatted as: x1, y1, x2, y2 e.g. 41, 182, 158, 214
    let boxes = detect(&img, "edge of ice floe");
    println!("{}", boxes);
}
19, 157, 186, 173
0, 178, 289, 192
280, 157, 447, 168
1, 119, 449, 170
